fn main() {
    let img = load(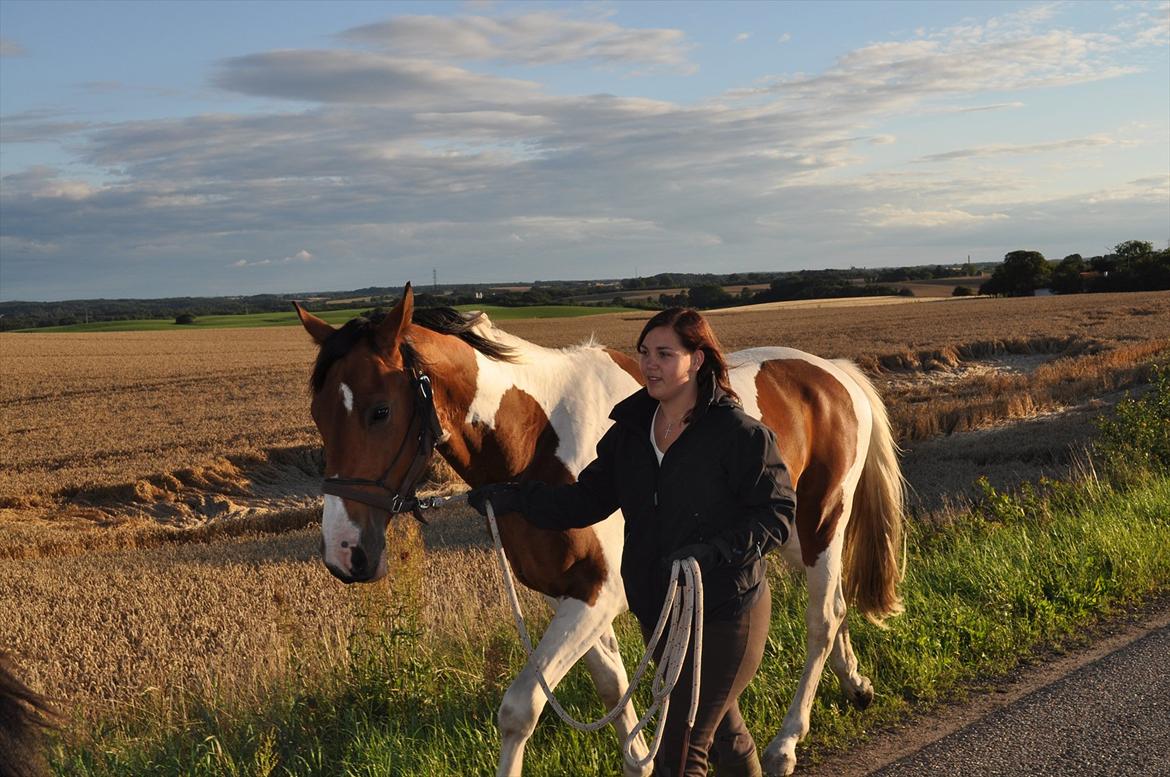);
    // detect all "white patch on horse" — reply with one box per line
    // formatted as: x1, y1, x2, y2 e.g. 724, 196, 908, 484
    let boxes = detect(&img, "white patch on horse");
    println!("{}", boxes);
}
465, 326, 640, 476
321, 492, 361, 572
339, 383, 354, 414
